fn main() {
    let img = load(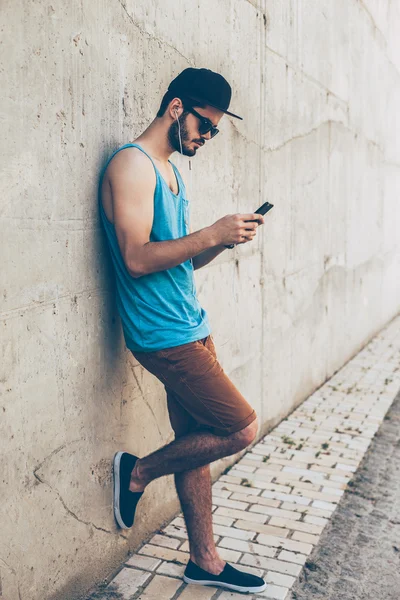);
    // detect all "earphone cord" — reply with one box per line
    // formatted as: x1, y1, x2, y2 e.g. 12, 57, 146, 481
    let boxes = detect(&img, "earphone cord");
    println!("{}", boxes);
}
176, 111, 183, 156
